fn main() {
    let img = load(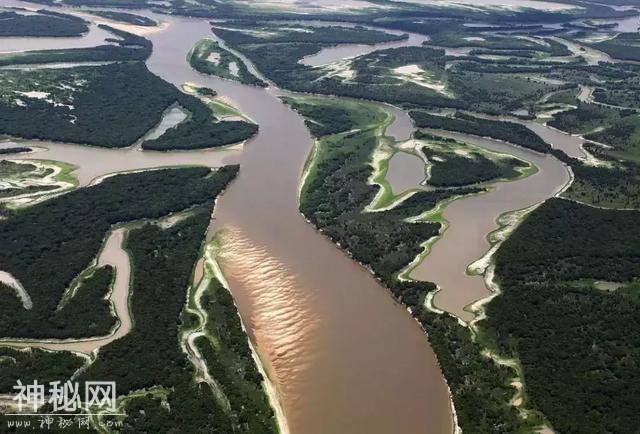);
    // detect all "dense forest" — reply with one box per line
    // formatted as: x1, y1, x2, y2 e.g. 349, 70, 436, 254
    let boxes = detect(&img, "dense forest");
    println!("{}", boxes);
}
563, 157, 640, 209
0, 62, 256, 149
212, 25, 463, 110
0, 163, 278, 432
485, 198, 640, 433
586, 32, 640, 62
0, 166, 237, 340
548, 102, 640, 162
0, 147, 31, 155
411, 111, 551, 153
194, 278, 276, 433
82, 208, 241, 432
416, 133, 529, 187
0, 347, 85, 393
0, 25, 151, 66
87, 10, 156, 26
0, 9, 87, 37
